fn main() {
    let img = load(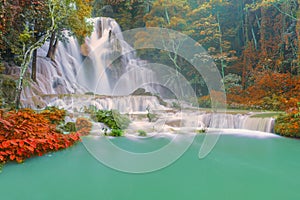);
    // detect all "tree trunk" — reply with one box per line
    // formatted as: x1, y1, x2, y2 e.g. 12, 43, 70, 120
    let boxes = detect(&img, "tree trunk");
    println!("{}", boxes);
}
47, 31, 57, 61
216, 12, 225, 79
15, 78, 23, 110
260, 7, 267, 57
31, 49, 37, 82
